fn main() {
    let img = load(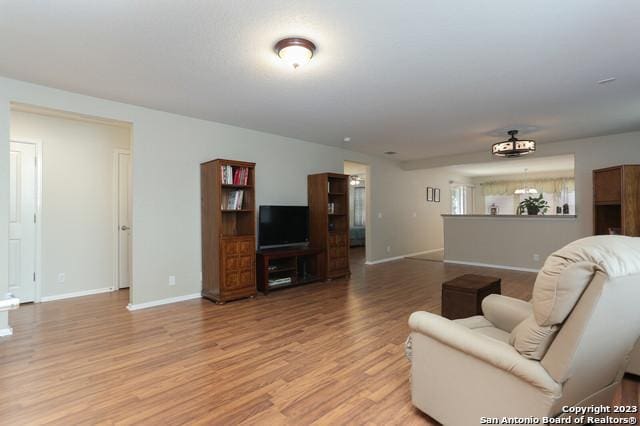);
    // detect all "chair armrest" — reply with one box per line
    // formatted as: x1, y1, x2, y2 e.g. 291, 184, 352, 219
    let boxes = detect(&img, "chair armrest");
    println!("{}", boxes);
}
409, 311, 560, 397
482, 294, 533, 333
